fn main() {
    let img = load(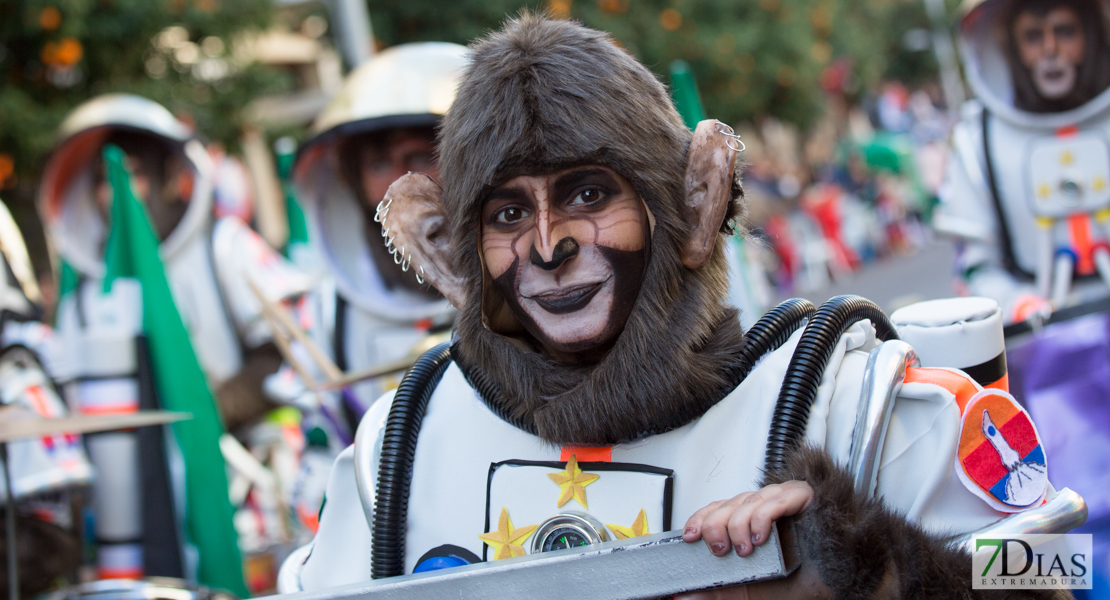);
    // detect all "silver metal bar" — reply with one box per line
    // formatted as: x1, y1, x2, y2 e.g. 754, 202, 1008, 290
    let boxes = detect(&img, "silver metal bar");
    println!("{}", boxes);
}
2, 443, 16, 600
849, 340, 918, 497
947, 487, 1088, 553
267, 522, 798, 600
